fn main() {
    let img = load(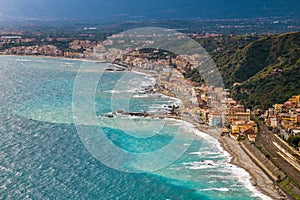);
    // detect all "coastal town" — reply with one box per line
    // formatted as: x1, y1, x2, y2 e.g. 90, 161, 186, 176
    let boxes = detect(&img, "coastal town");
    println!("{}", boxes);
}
1, 32, 299, 150
2, 0, 300, 199
1, 29, 300, 199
